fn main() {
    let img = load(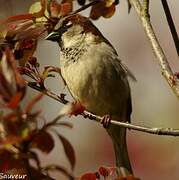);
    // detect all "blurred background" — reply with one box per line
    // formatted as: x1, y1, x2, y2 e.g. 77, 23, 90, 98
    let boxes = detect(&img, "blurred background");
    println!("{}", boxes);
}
0, 0, 179, 179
